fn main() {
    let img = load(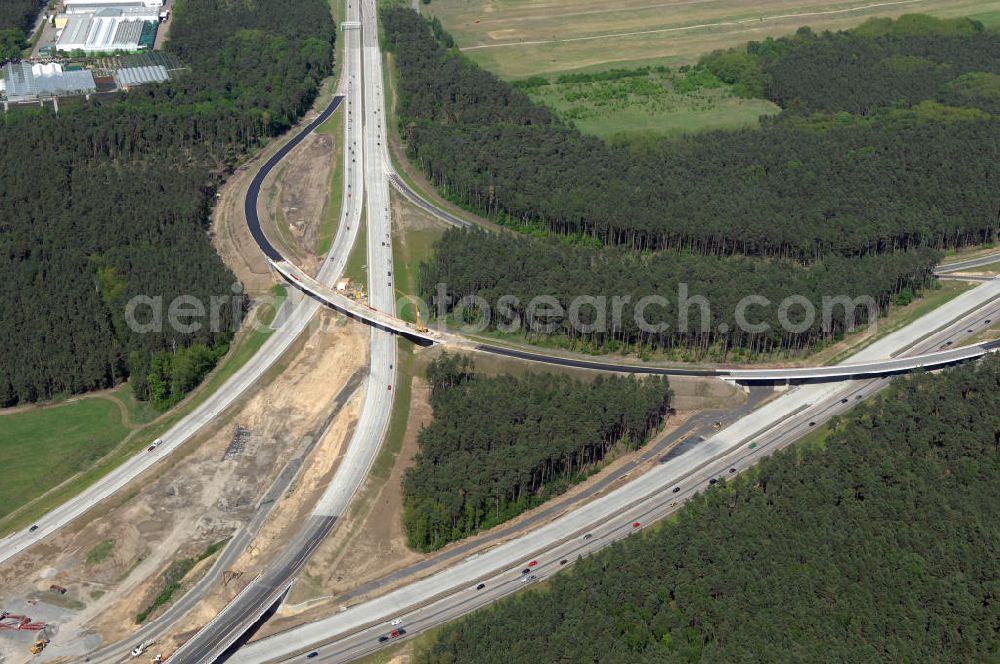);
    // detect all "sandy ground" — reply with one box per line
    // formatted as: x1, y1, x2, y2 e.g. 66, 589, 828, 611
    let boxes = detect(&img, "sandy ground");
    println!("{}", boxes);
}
261, 132, 336, 270
212, 156, 279, 296
283, 374, 433, 610
212, 88, 339, 292
254, 367, 743, 637
0, 310, 367, 663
